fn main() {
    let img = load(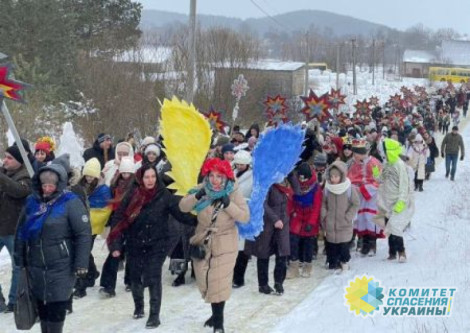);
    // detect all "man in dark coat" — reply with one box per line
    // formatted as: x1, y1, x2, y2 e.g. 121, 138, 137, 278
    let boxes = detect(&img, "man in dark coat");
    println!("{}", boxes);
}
83, 133, 115, 169
0, 145, 32, 312
15, 162, 91, 333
